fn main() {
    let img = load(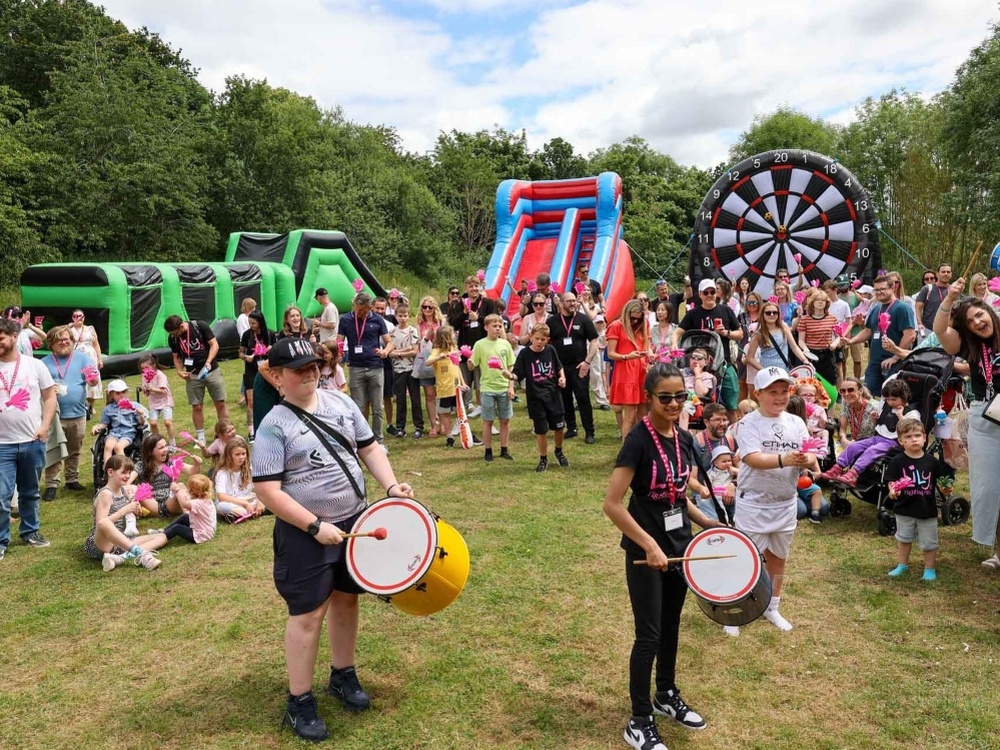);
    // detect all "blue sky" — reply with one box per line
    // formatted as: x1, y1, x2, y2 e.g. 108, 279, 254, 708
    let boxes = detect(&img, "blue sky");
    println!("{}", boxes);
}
100, 0, 999, 167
